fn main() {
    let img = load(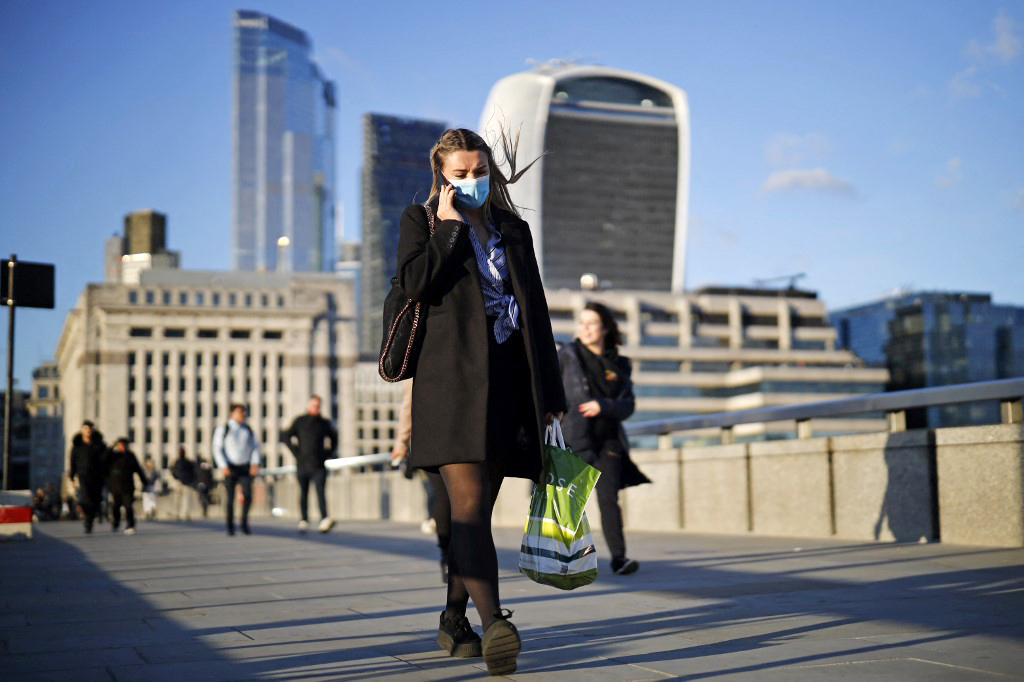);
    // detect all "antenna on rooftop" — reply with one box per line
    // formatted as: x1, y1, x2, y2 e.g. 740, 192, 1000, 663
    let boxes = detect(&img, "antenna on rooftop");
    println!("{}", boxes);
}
753, 273, 806, 290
